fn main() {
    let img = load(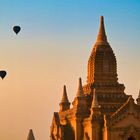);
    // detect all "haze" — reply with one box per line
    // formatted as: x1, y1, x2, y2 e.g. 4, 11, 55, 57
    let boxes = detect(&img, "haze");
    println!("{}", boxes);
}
0, 0, 140, 140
